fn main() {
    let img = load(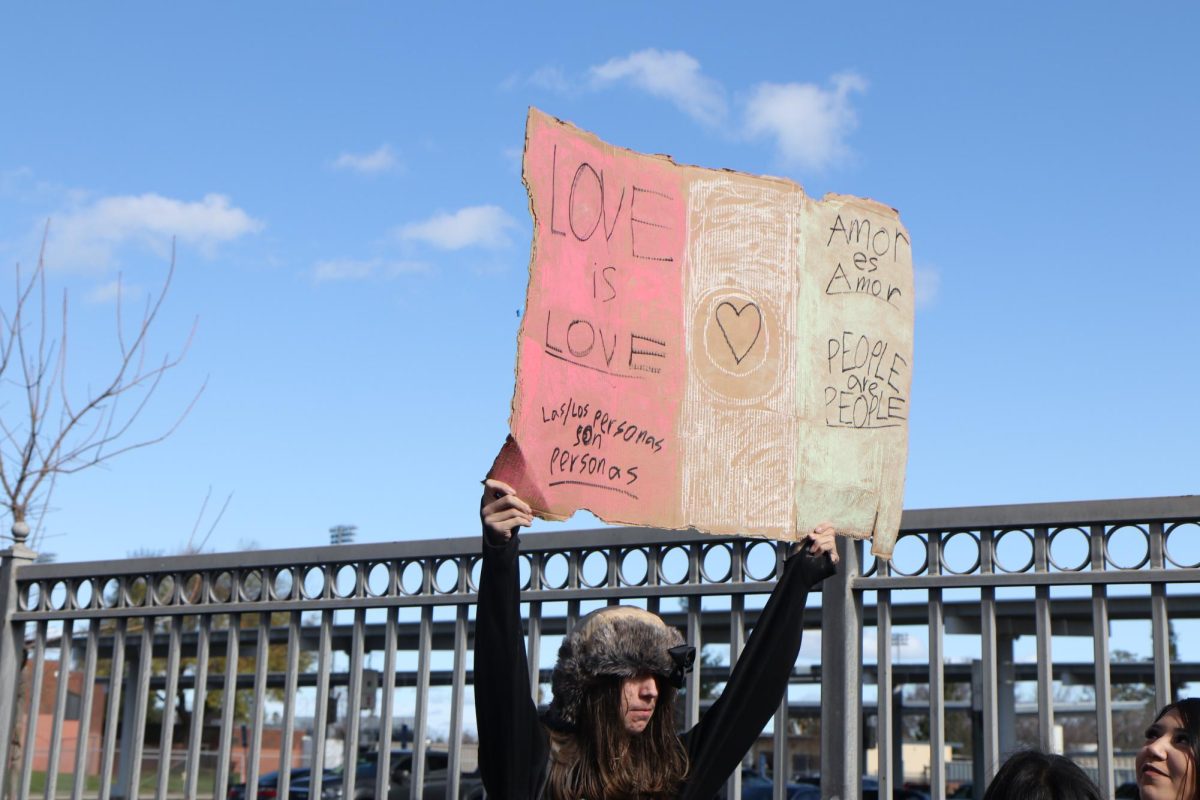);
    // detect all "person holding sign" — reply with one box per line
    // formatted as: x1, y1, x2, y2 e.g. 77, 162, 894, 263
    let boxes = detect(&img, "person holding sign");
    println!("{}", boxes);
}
474, 478, 838, 800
